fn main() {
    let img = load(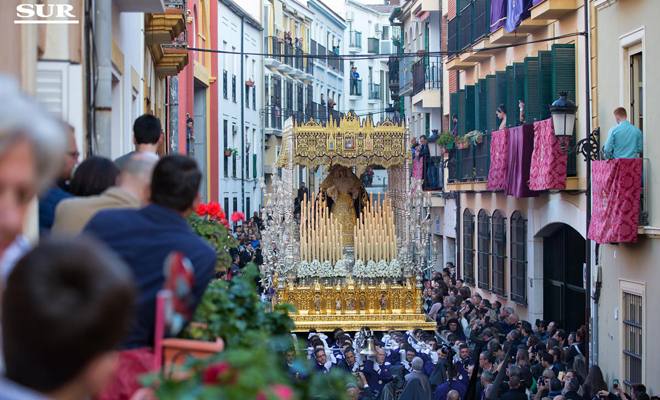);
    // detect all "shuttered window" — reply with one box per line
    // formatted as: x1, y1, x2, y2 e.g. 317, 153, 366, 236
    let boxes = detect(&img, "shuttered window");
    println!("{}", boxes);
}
510, 211, 527, 304
457, 89, 466, 135
486, 75, 498, 133
475, 79, 488, 132
465, 85, 476, 133
477, 209, 491, 289
538, 50, 553, 120
492, 210, 506, 296
551, 44, 576, 104
523, 57, 541, 123
463, 209, 475, 285
622, 290, 643, 391
496, 70, 507, 123
505, 66, 516, 127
